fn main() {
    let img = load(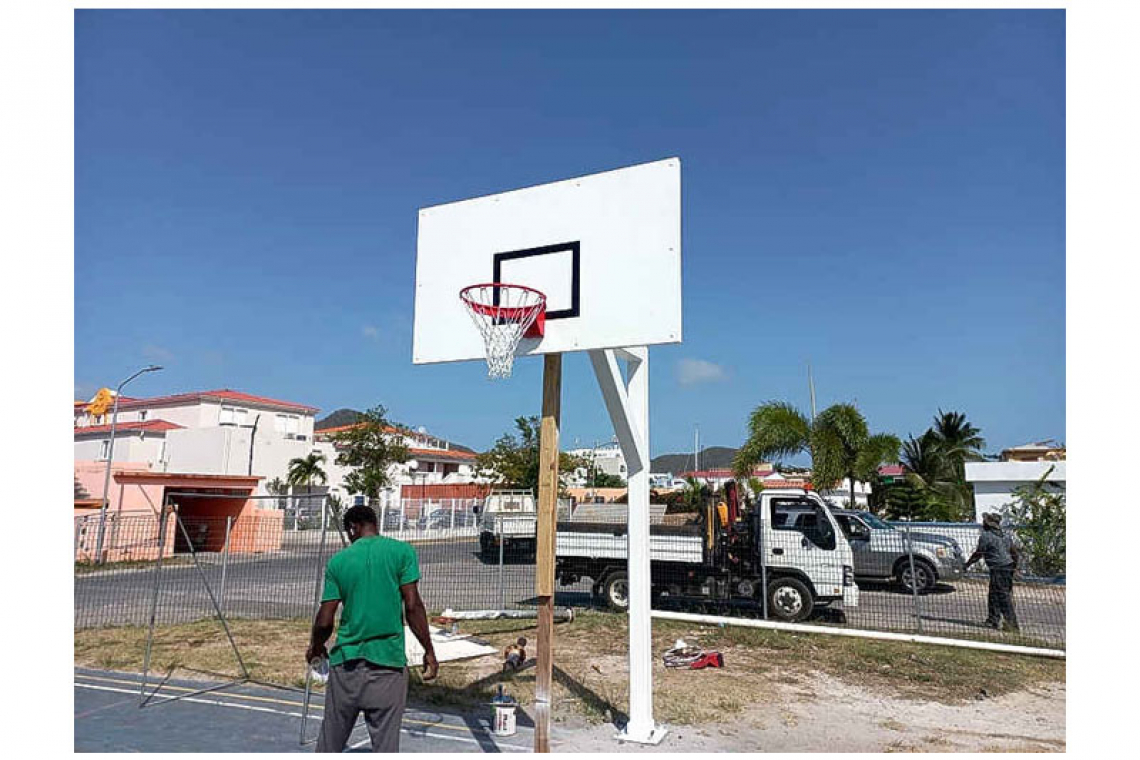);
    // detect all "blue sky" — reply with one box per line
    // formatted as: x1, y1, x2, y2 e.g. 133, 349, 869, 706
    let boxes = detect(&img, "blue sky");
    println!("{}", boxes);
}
75, 10, 1065, 460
